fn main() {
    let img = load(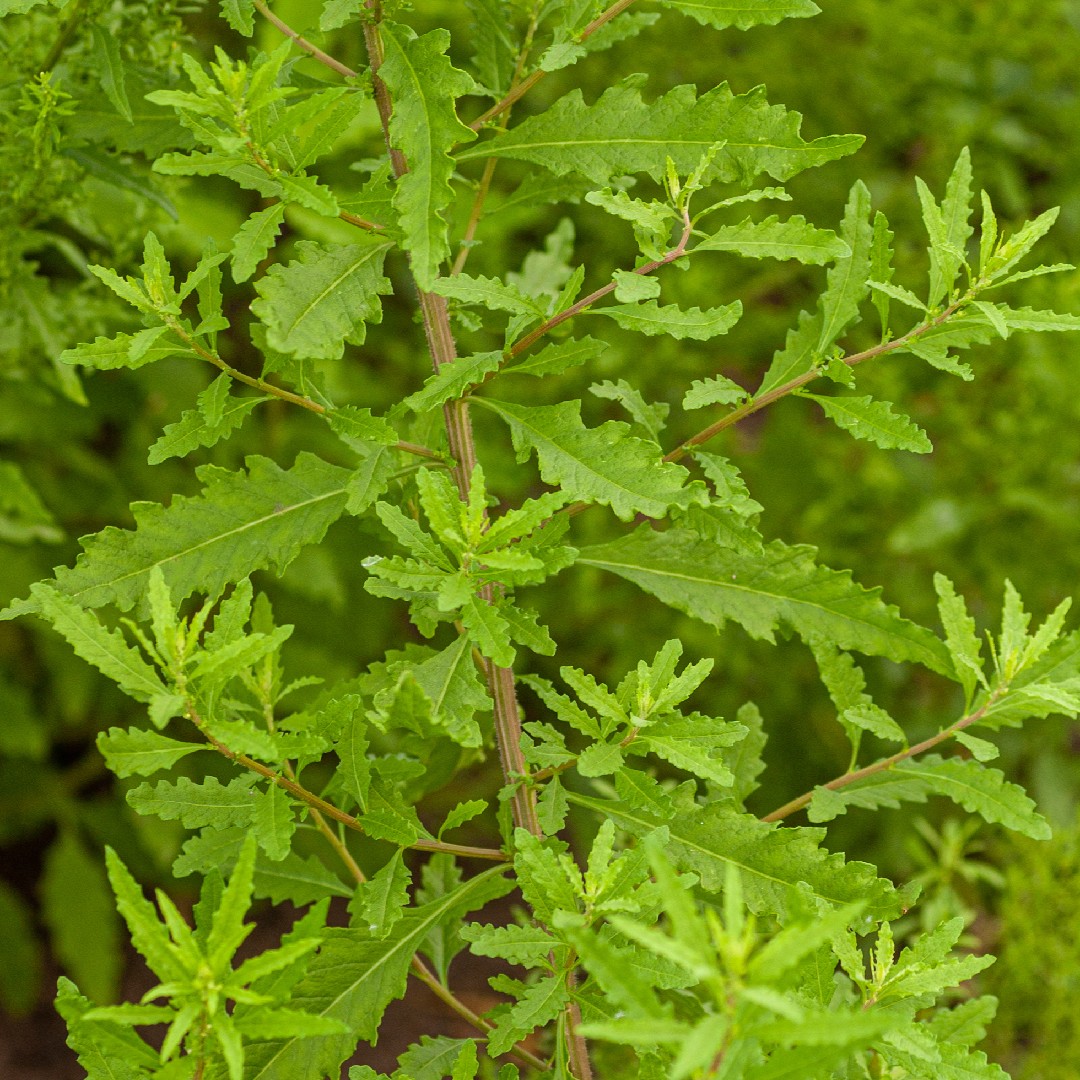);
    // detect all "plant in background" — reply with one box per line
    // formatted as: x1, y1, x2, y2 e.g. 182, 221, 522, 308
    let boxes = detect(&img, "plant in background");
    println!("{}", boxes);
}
3, 0, 1080, 1077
